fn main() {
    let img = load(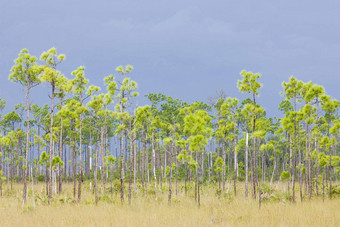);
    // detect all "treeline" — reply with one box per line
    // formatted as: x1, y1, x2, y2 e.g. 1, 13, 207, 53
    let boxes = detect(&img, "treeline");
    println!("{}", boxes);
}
0, 48, 339, 206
